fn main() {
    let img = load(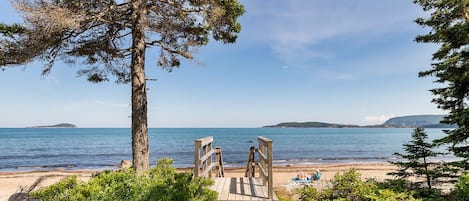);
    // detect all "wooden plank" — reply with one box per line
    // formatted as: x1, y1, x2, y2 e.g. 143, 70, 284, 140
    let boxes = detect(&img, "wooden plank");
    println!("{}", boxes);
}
238, 177, 247, 201
194, 139, 201, 177
258, 136, 272, 143
258, 163, 267, 180
257, 150, 267, 161
253, 178, 268, 199
247, 177, 261, 200
228, 177, 237, 200
267, 139, 273, 200
249, 177, 264, 200
200, 162, 217, 177
212, 178, 223, 194
199, 149, 215, 167
219, 178, 230, 201
195, 136, 213, 147
238, 177, 254, 201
